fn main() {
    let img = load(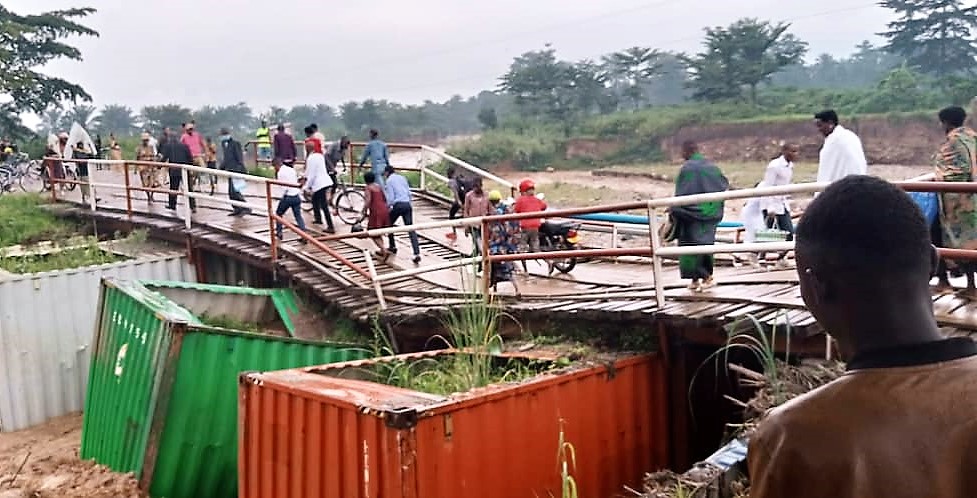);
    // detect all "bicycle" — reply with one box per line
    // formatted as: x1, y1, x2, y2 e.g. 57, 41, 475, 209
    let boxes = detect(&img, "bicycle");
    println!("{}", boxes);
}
38, 160, 79, 192
0, 153, 42, 192
331, 164, 366, 225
